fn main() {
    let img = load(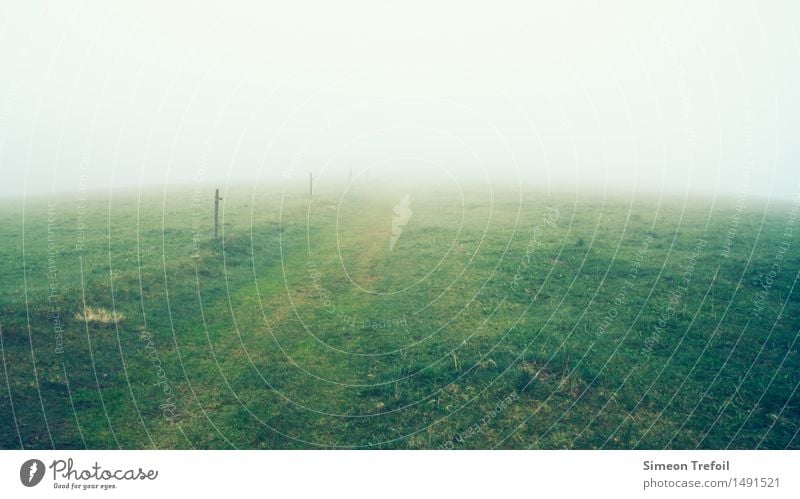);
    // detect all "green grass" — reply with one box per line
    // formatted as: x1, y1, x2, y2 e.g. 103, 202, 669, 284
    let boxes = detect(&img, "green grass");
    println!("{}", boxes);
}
0, 184, 798, 449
